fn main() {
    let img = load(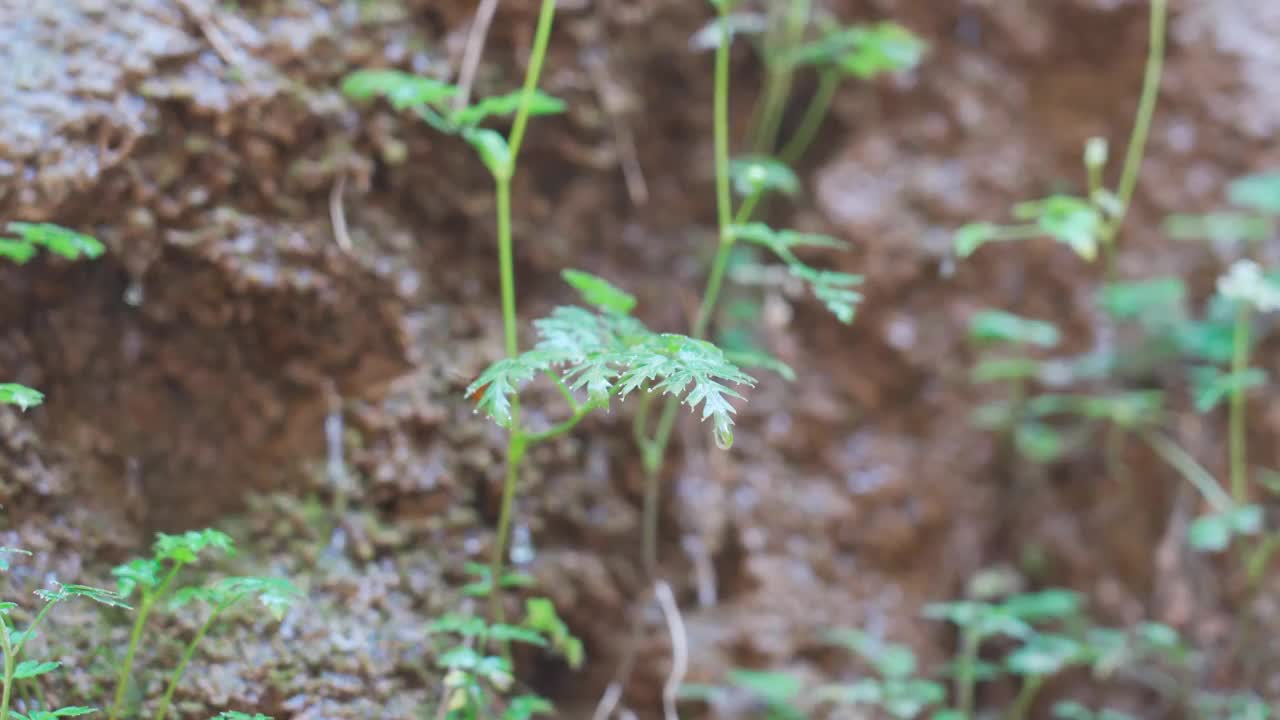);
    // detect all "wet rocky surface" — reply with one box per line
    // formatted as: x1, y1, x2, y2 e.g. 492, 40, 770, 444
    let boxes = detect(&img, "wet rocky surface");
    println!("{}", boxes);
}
1, 0, 1278, 717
